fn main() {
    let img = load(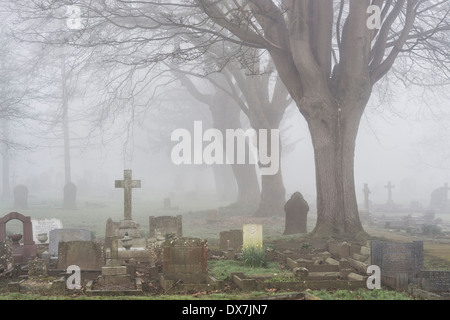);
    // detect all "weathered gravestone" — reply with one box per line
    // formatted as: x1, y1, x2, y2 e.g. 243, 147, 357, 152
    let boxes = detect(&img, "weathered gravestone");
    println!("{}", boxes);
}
371, 240, 423, 289
418, 270, 450, 293
31, 218, 63, 244
49, 228, 91, 256
63, 182, 77, 209
57, 241, 103, 270
283, 192, 309, 235
104, 218, 120, 252
162, 237, 207, 282
243, 224, 263, 248
13, 185, 28, 210
149, 215, 182, 240
219, 230, 243, 251
0, 212, 37, 263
